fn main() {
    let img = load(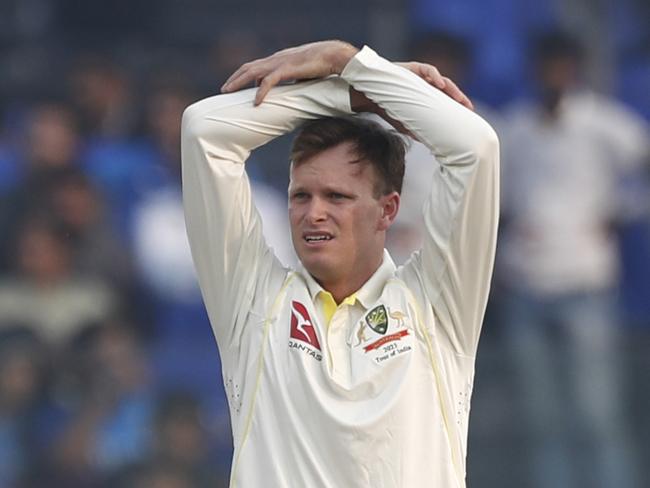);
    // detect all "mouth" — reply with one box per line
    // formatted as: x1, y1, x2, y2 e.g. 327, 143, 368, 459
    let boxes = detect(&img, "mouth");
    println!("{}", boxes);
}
302, 232, 334, 245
